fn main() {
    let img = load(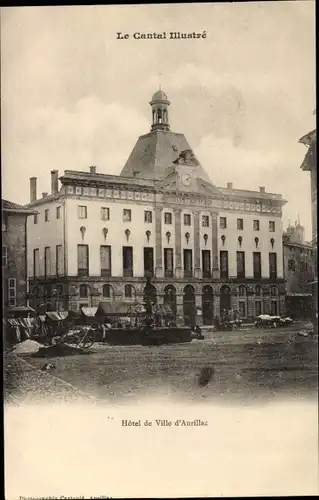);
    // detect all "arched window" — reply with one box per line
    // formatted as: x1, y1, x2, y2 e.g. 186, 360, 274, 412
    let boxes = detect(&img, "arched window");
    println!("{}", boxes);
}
143, 282, 157, 304
271, 285, 278, 297
255, 285, 261, 296
164, 285, 177, 317
103, 284, 112, 298
239, 285, 246, 297
124, 284, 136, 299
79, 284, 89, 298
